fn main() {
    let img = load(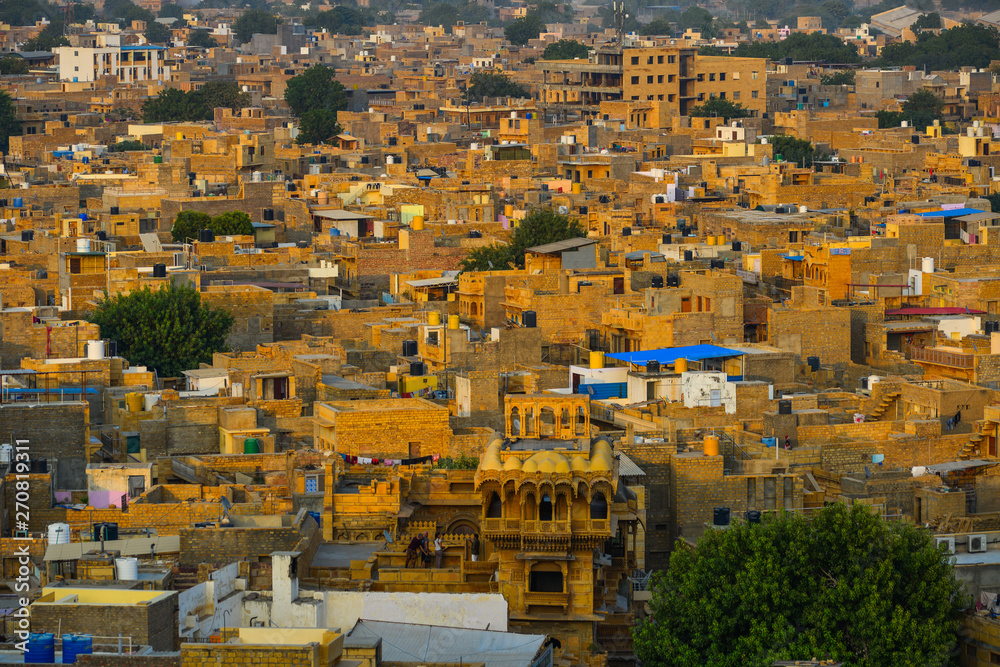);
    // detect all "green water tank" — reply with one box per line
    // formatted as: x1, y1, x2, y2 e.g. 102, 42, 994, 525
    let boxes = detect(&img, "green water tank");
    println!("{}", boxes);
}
244, 438, 260, 454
